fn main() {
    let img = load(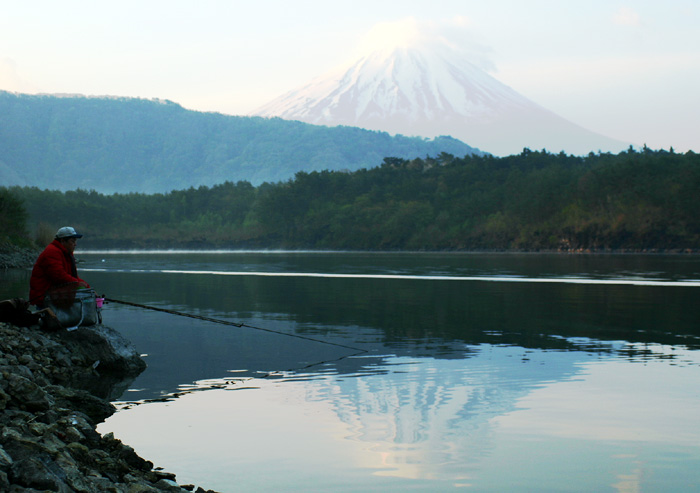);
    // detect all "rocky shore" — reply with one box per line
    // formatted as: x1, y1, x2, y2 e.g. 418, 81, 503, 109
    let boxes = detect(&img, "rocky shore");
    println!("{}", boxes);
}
0, 245, 40, 271
0, 321, 219, 492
